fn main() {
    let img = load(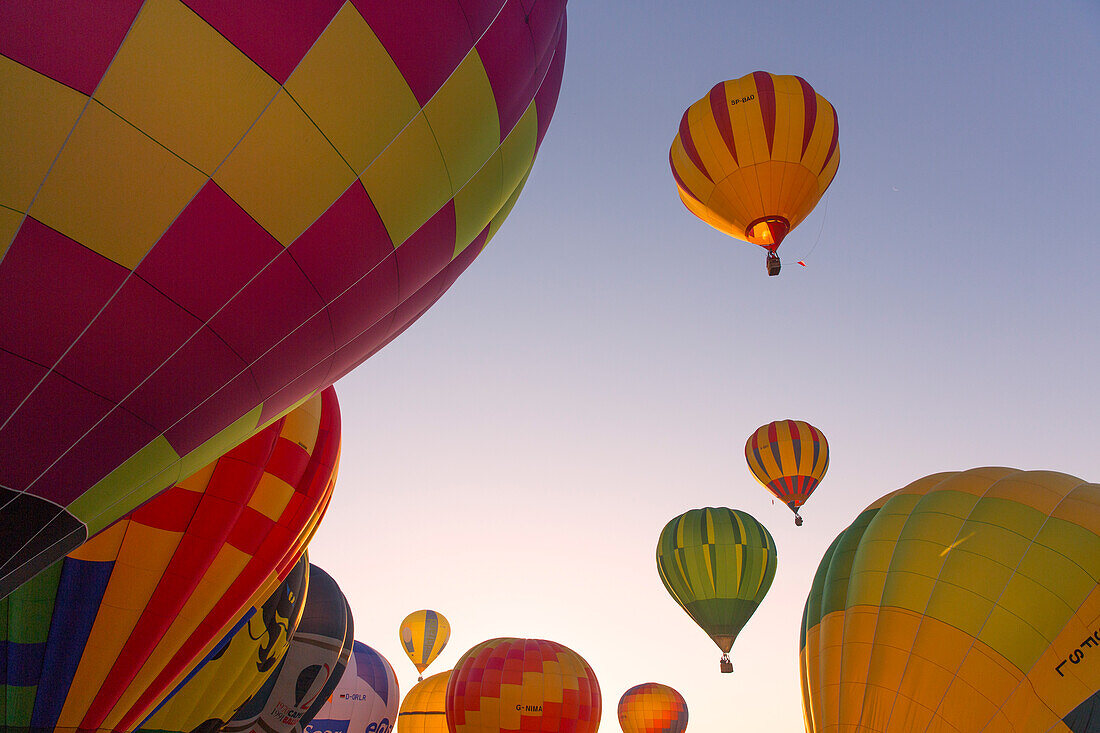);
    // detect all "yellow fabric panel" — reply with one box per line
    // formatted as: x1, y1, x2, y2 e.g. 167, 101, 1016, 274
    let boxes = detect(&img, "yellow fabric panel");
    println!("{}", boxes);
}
984, 472, 1067, 513
214, 90, 356, 245
487, 692, 510, 729
0, 206, 21, 259
0, 56, 87, 212
106, 543, 252, 730
281, 392, 322, 453
67, 521, 128, 562
58, 525, 180, 726
423, 50, 499, 194
497, 102, 538, 206
954, 644, 1022, 712
711, 170, 761, 234
70, 436, 182, 533
771, 75, 804, 165
694, 98, 739, 184
801, 96, 837, 175
452, 150, 502, 258
776, 162, 819, 227
361, 113, 451, 248
285, 3, 420, 174
486, 166, 531, 244
739, 78, 772, 170
669, 141, 714, 205
248, 473, 295, 520
28, 100, 205, 270
93, 0, 277, 176
1022, 584, 1100, 717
